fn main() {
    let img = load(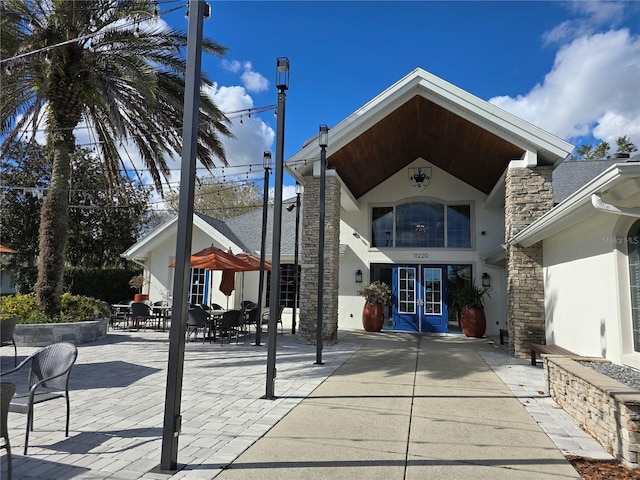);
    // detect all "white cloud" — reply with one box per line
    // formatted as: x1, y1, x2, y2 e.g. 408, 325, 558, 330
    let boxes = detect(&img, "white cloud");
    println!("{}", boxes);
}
241, 68, 269, 93
222, 60, 269, 93
148, 81, 275, 207
490, 28, 640, 148
221, 59, 241, 73
543, 1, 626, 45
206, 83, 275, 167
